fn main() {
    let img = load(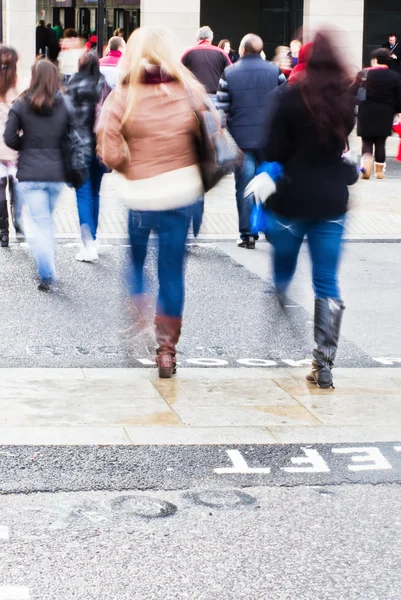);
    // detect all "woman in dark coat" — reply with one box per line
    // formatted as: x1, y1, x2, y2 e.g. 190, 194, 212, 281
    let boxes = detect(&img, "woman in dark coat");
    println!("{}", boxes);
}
66, 53, 109, 262
356, 48, 401, 179
257, 31, 358, 389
